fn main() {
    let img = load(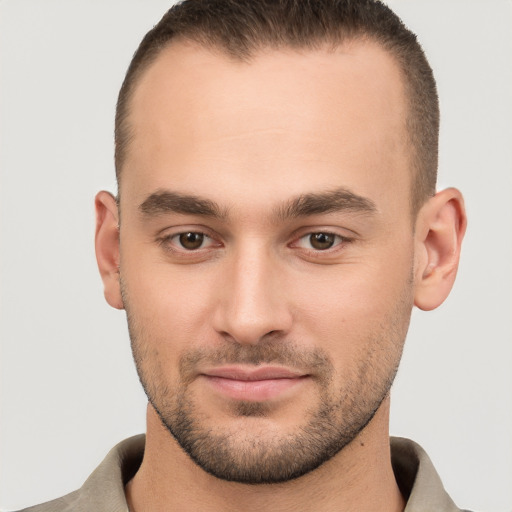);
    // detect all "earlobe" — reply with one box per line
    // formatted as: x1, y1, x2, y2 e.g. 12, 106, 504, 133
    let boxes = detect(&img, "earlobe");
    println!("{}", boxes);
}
95, 191, 124, 310
413, 188, 467, 311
